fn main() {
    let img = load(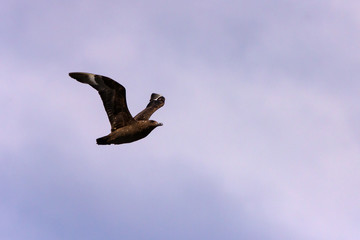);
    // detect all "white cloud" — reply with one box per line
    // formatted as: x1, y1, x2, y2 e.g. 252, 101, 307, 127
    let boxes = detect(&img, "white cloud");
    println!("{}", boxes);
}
1, 0, 360, 239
